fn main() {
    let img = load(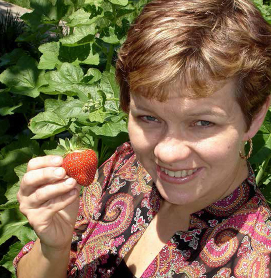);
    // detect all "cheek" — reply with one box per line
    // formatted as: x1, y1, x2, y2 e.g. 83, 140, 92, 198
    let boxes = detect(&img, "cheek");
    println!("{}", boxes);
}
128, 119, 159, 153
196, 132, 241, 163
